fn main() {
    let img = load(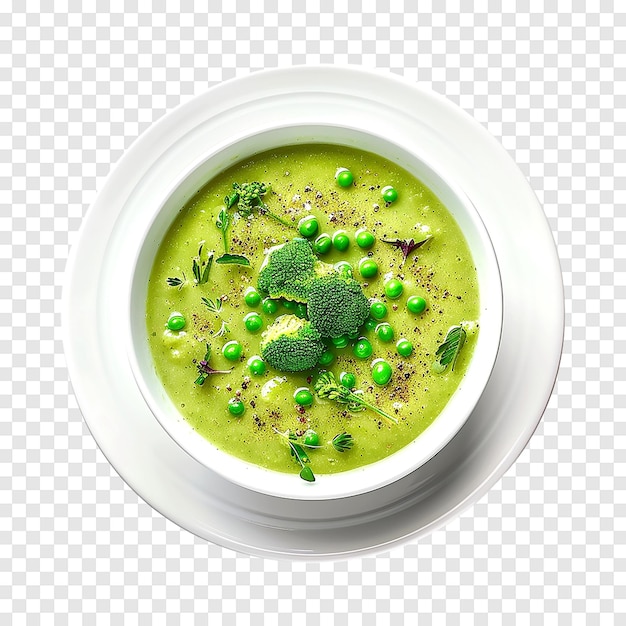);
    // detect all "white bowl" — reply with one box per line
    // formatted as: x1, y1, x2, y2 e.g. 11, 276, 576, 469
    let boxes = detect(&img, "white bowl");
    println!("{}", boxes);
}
127, 121, 502, 501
